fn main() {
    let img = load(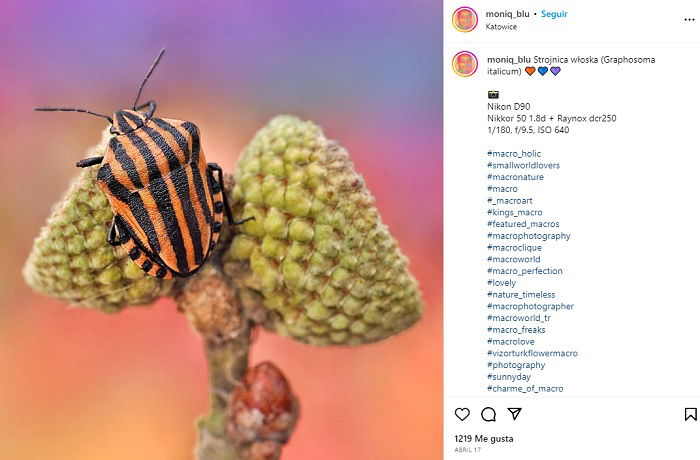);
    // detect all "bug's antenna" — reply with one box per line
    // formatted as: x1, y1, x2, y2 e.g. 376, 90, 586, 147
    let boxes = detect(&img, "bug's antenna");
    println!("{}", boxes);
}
133, 48, 165, 110
34, 107, 114, 124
